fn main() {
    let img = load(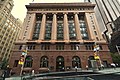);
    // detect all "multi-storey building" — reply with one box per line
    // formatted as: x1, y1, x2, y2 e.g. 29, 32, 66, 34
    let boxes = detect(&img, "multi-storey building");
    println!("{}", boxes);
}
89, 0, 120, 40
88, 0, 120, 52
0, 0, 13, 28
110, 17, 120, 53
9, 2, 112, 75
0, 0, 22, 67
